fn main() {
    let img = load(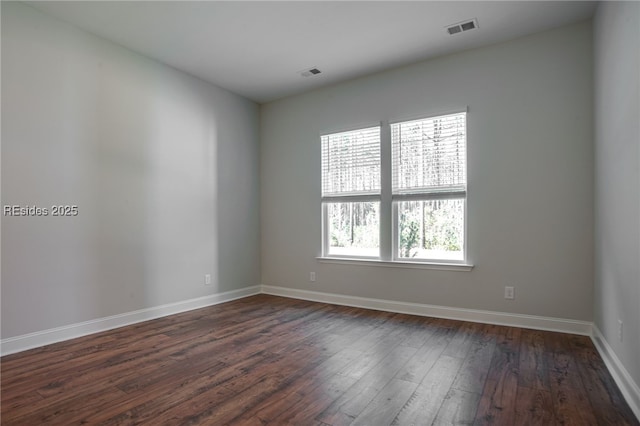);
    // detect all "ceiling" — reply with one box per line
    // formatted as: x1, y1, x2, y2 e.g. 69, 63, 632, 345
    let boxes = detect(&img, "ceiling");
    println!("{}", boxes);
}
26, 1, 597, 103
